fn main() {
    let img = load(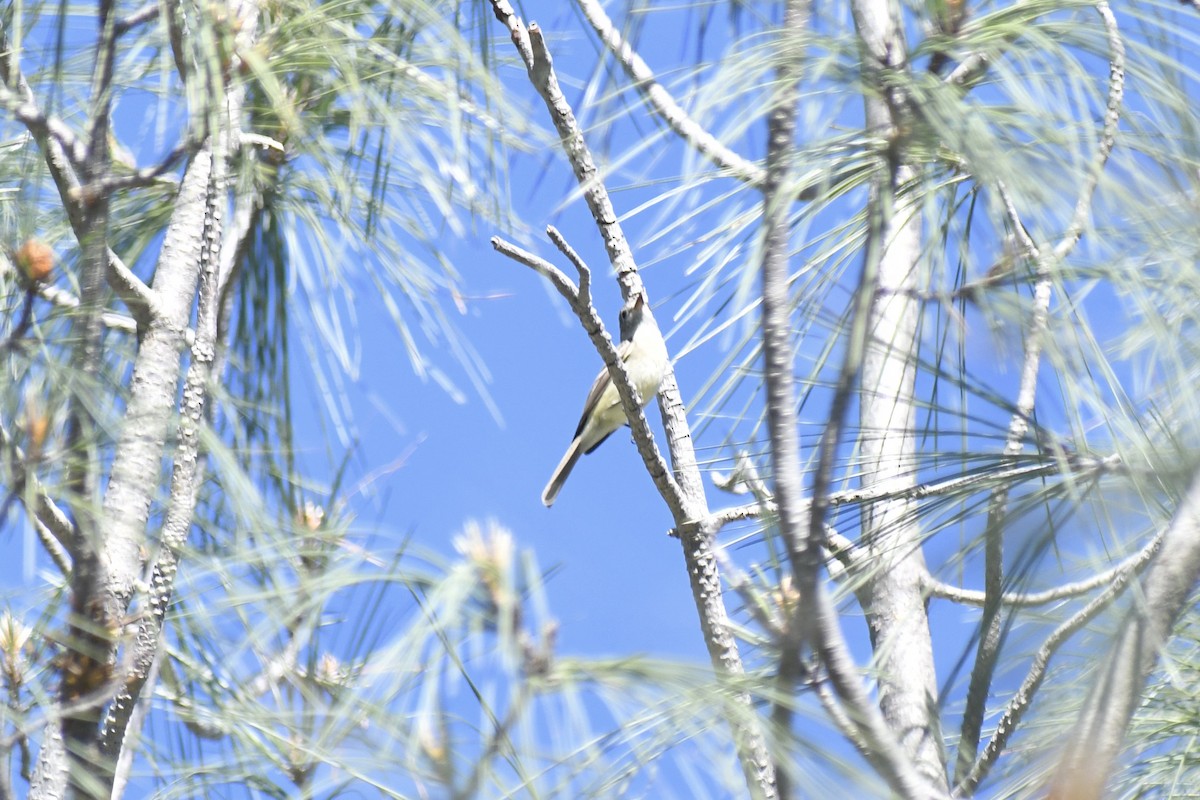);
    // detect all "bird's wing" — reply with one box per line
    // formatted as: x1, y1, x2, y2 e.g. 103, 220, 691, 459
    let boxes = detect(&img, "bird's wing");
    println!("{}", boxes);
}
572, 339, 635, 439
